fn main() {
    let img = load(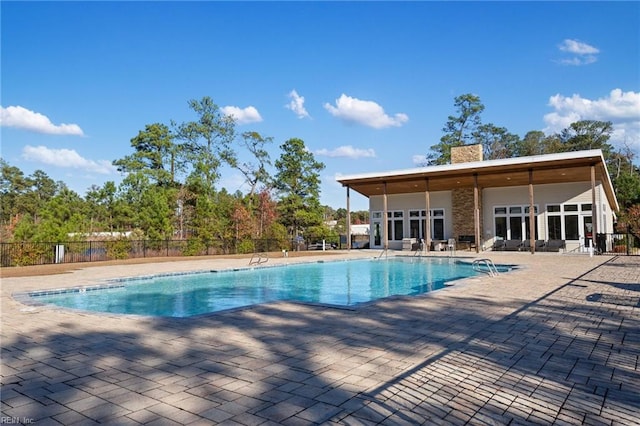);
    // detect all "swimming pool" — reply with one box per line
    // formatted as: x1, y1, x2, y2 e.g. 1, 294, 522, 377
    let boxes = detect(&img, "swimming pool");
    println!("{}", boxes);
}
27, 257, 507, 317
